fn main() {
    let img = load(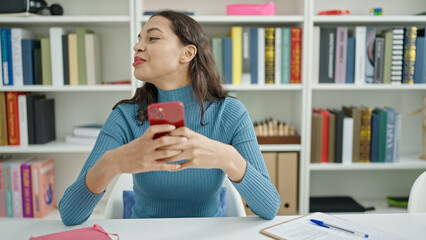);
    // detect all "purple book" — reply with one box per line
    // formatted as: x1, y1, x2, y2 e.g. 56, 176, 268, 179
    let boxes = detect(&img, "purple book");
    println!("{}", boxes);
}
334, 27, 348, 84
21, 163, 33, 218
